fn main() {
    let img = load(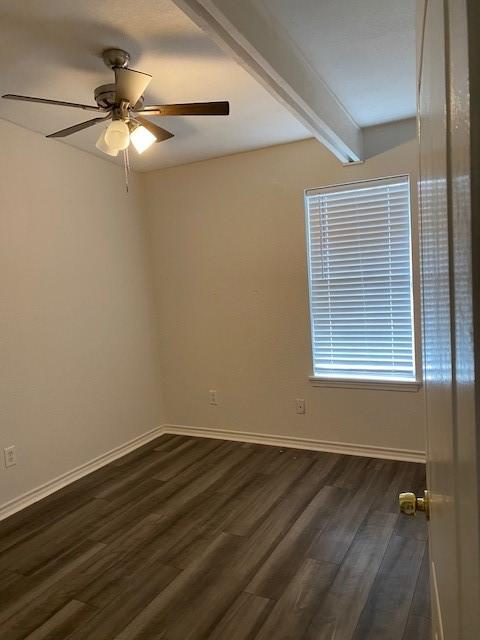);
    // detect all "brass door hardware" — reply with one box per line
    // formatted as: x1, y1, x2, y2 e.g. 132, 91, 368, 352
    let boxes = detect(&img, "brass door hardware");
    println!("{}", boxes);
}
399, 490, 430, 519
